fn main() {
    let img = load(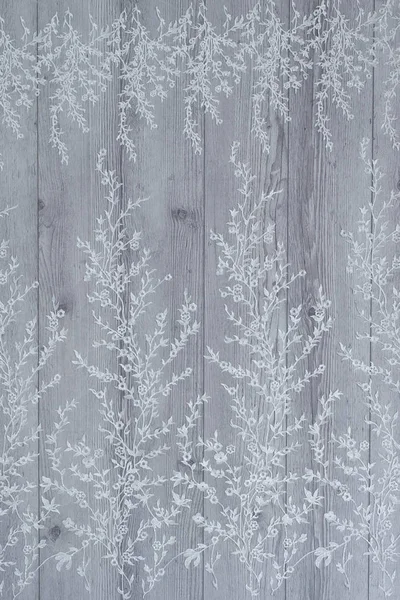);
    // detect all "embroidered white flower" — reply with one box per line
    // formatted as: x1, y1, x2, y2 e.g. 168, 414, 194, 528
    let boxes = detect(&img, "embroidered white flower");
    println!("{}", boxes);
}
178, 143, 335, 597
0, 4, 400, 167
0, 206, 66, 599
43, 151, 201, 599
311, 140, 400, 597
